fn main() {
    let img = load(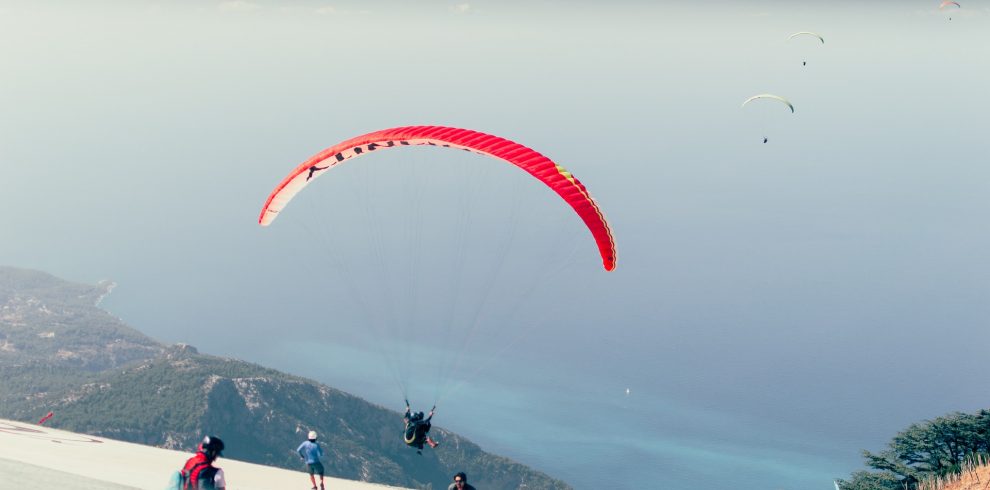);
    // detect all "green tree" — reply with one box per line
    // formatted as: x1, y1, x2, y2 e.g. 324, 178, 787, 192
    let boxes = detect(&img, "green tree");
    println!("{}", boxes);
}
841, 410, 990, 490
